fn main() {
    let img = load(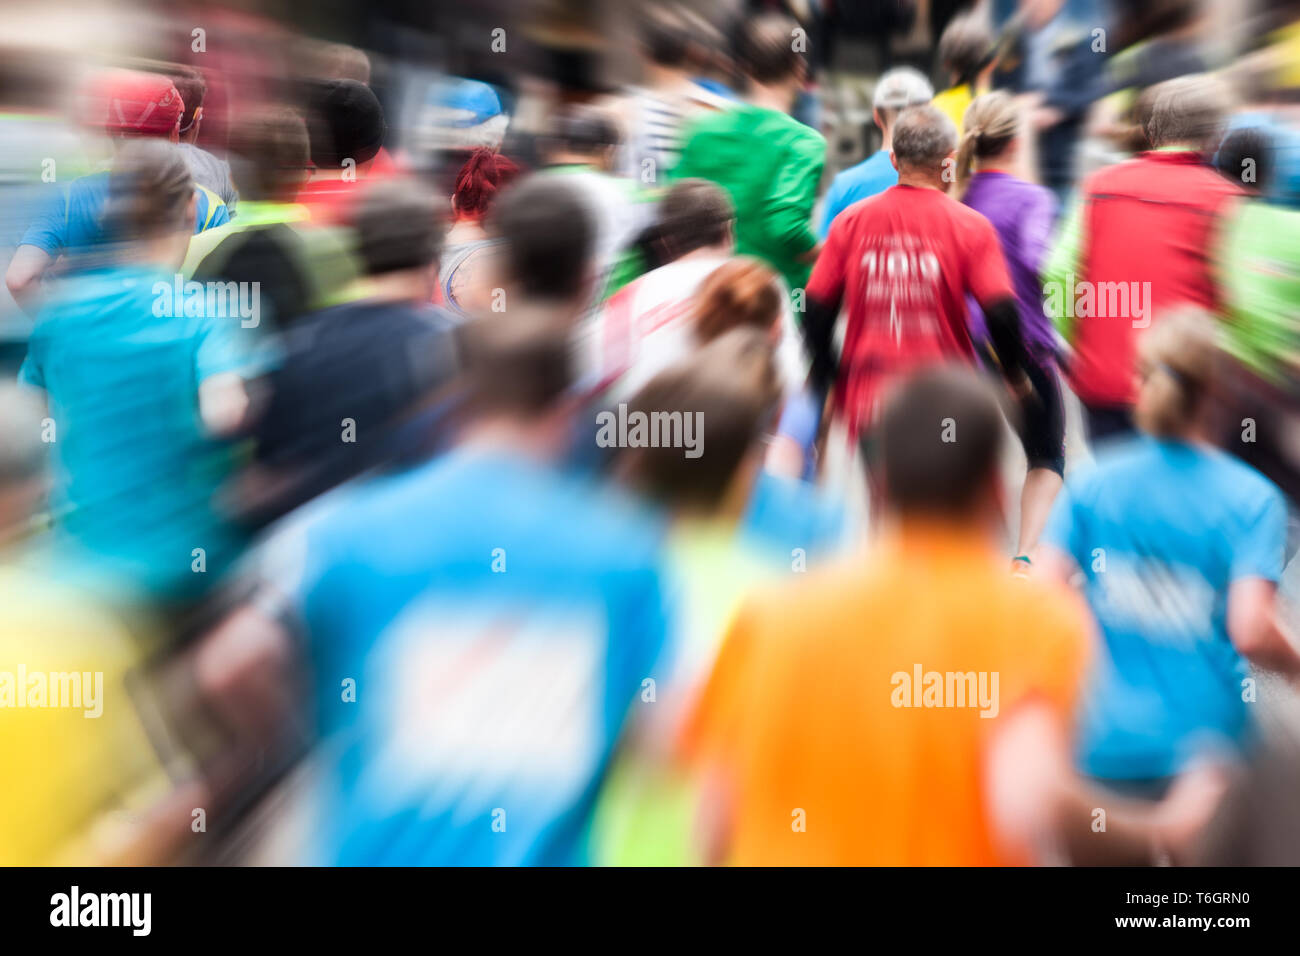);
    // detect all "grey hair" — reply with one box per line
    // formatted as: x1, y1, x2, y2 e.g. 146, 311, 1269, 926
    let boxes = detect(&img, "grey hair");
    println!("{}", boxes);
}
1146, 74, 1232, 150
891, 105, 958, 171
0, 384, 47, 486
